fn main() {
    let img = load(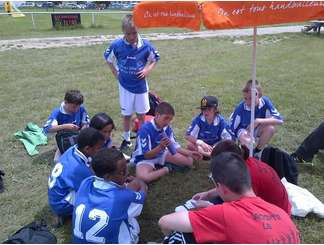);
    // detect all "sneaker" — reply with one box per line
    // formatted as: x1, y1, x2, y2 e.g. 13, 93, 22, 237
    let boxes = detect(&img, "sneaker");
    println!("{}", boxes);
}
290, 153, 304, 163
0, 170, 5, 193
164, 162, 190, 173
120, 139, 132, 152
253, 148, 263, 160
